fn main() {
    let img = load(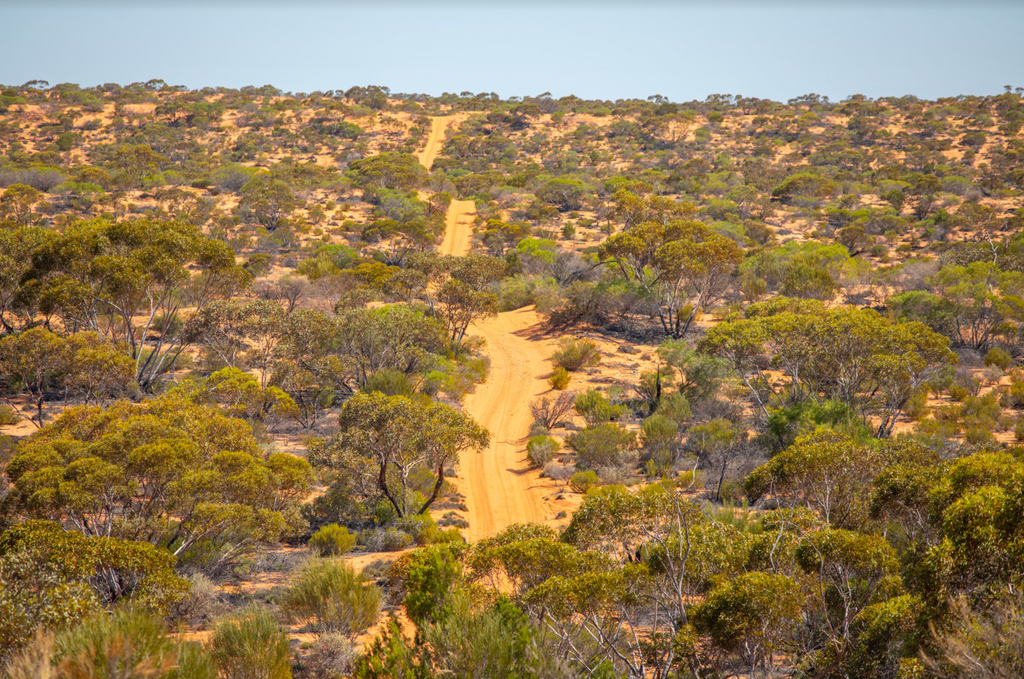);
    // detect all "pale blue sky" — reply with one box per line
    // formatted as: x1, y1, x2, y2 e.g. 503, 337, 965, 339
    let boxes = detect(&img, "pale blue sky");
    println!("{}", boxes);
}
2, 1, 1022, 102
